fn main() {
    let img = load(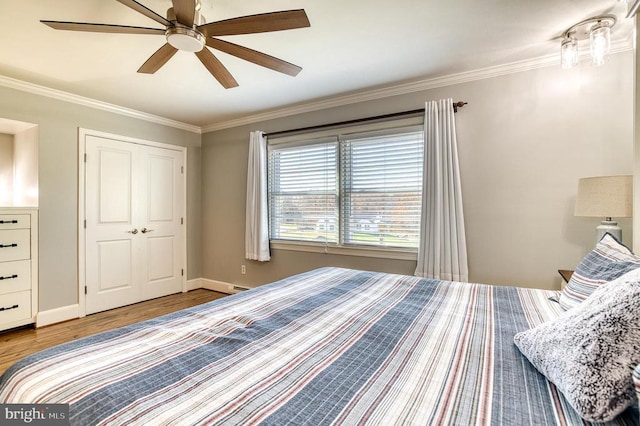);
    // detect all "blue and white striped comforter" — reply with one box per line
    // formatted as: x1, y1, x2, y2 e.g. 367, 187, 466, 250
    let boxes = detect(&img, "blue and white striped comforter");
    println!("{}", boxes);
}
0, 267, 637, 425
